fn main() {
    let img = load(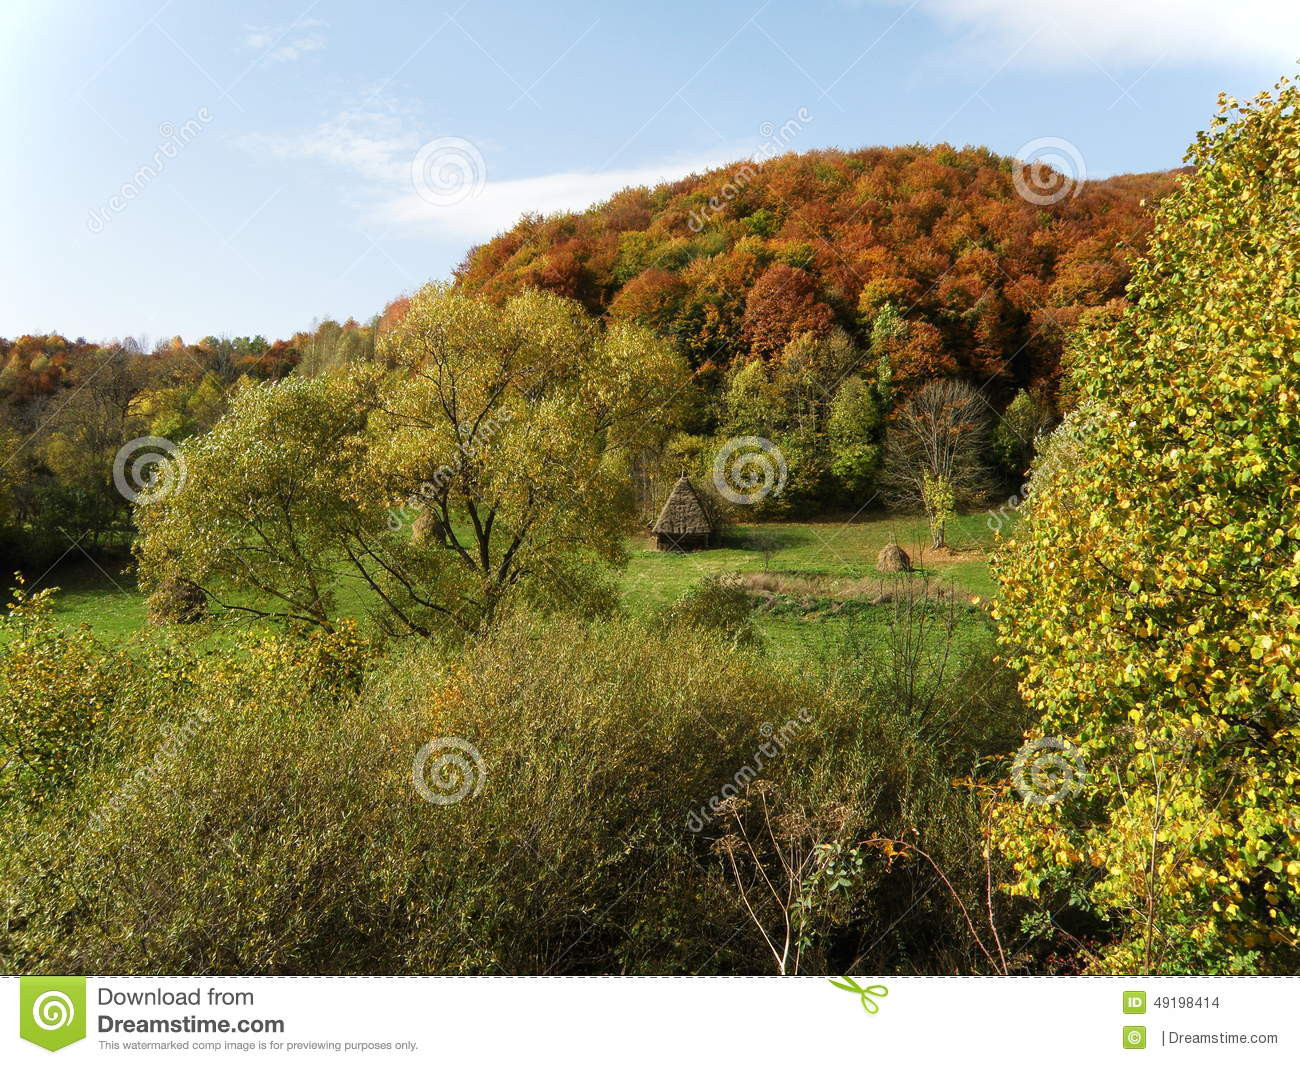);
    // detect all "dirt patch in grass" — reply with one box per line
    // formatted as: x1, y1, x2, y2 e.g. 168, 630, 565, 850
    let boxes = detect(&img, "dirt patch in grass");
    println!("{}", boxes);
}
737, 570, 976, 606
919, 544, 983, 563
